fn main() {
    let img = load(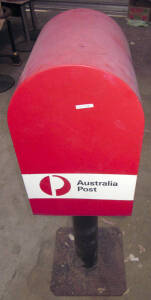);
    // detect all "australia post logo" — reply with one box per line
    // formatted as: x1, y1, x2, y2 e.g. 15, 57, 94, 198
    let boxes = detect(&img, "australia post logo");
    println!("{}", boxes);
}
40, 175, 71, 196
22, 173, 137, 201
